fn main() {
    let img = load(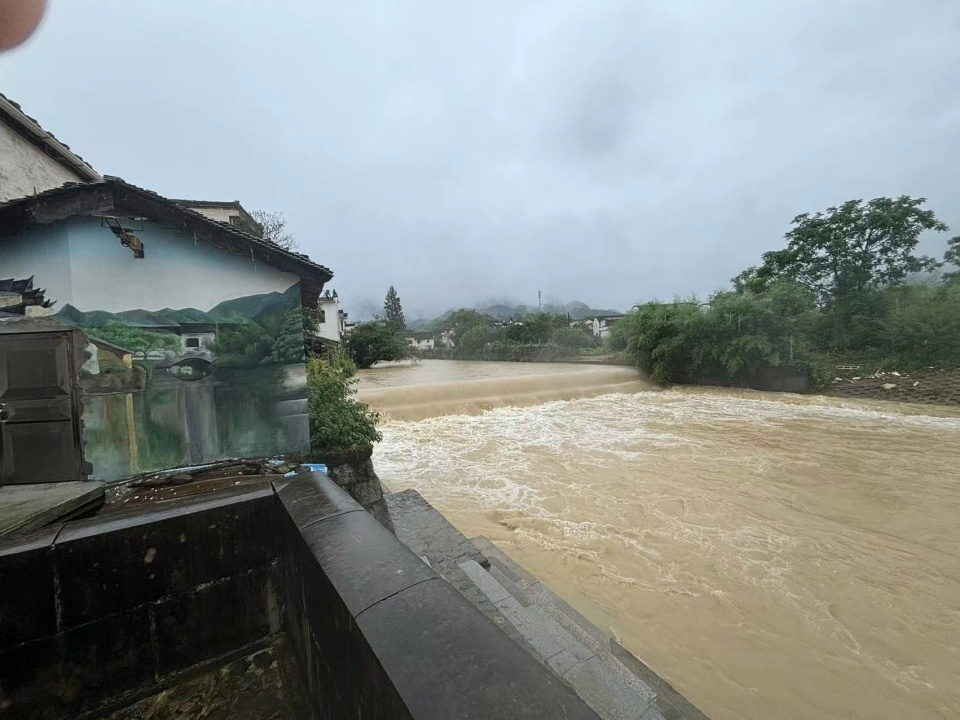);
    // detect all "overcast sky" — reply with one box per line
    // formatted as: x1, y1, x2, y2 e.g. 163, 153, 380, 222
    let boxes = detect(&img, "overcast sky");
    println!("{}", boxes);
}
3, 1, 958, 319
